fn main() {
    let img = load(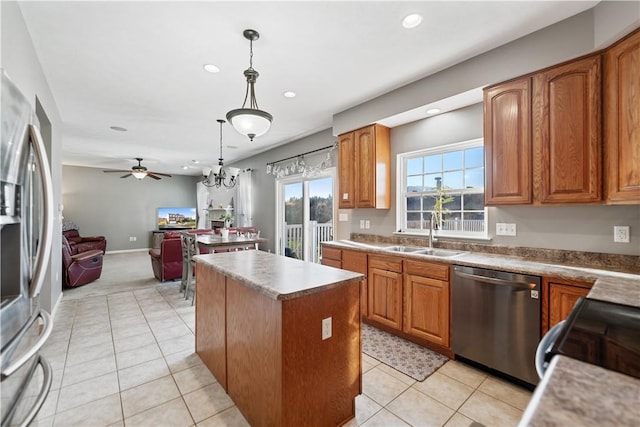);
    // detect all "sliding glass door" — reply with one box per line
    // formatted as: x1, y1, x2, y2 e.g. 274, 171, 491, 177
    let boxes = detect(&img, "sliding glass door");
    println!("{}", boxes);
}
276, 170, 335, 262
